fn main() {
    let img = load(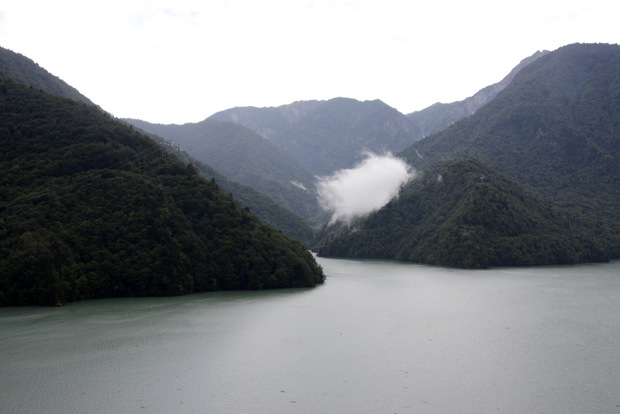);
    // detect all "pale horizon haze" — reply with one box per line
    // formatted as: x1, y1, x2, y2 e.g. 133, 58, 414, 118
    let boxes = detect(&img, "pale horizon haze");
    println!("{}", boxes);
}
1, 0, 619, 124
